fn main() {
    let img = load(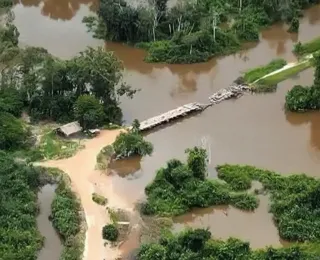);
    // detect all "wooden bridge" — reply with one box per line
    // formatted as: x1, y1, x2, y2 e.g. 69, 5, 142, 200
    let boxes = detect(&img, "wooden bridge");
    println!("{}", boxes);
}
137, 85, 250, 131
